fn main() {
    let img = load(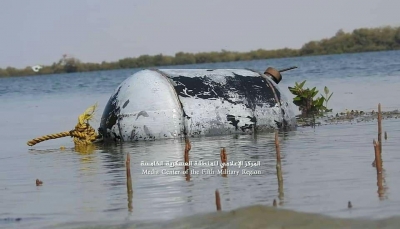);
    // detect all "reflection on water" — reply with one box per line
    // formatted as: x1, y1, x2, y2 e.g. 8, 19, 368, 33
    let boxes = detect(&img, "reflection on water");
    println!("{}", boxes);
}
4, 115, 400, 228
120, 132, 283, 222
124, 153, 133, 213
377, 172, 387, 201
274, 132, 285, 206
8, 118, 400, 229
